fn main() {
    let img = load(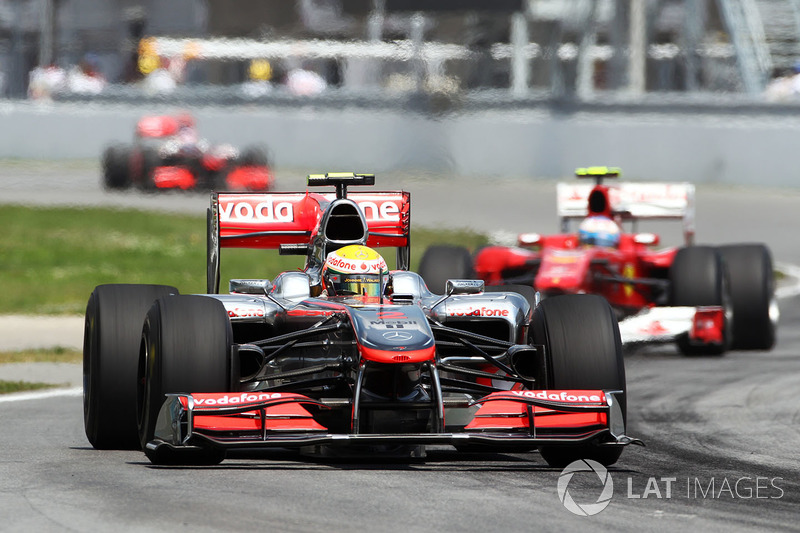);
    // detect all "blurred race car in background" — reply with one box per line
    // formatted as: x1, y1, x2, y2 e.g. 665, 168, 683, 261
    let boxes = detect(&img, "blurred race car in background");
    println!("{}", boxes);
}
83, 172, 640, 467
101, 113, 273, 192
420, 167, 778, 356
